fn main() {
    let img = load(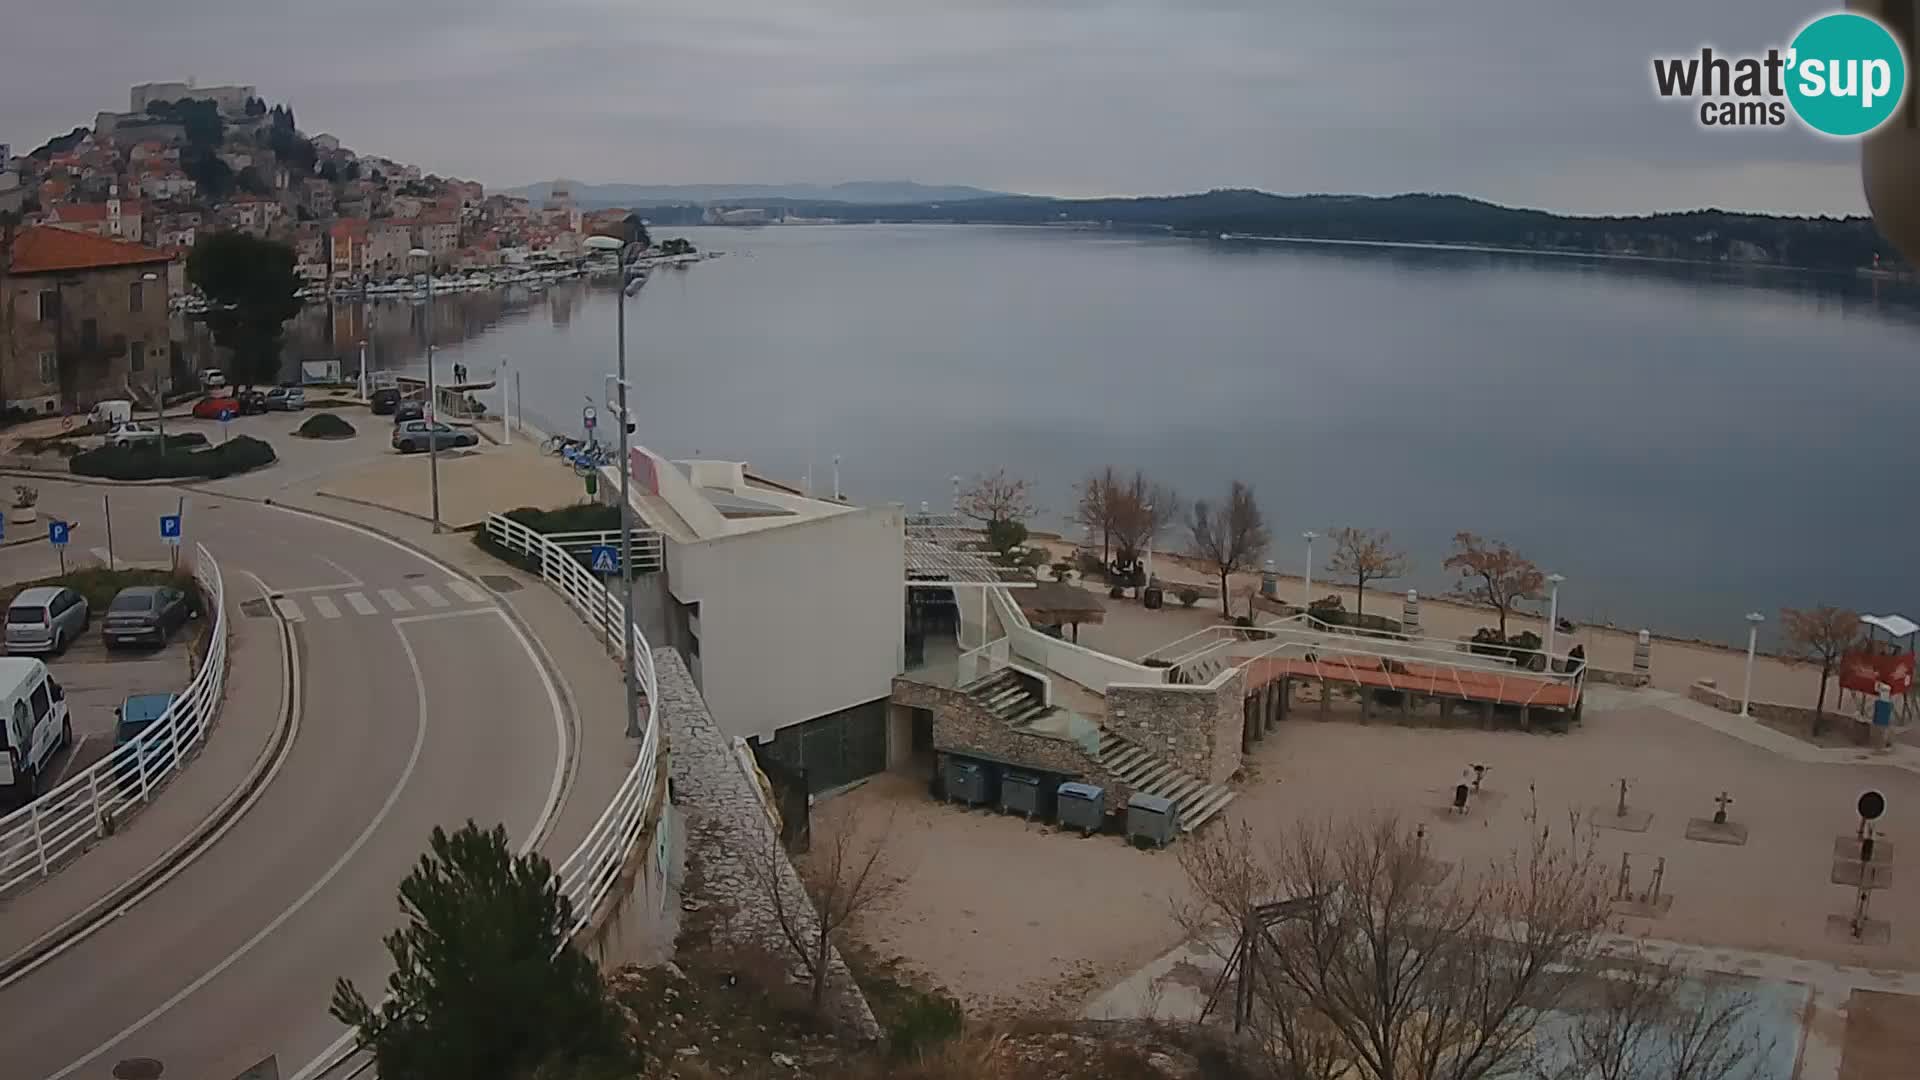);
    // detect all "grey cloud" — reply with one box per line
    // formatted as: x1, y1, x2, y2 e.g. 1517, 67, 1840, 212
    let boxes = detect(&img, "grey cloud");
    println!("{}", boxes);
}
0, 0, 1872, 213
